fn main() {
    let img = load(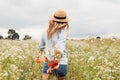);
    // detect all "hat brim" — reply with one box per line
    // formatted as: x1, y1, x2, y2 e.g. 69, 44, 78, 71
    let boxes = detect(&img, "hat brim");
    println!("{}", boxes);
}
50, 15, 70, 22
